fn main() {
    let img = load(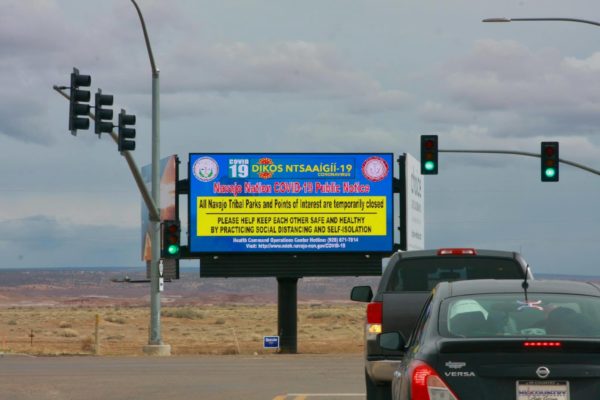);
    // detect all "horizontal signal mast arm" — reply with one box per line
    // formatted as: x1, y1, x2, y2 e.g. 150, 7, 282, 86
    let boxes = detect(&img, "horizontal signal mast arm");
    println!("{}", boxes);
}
440, 149, 600, 177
